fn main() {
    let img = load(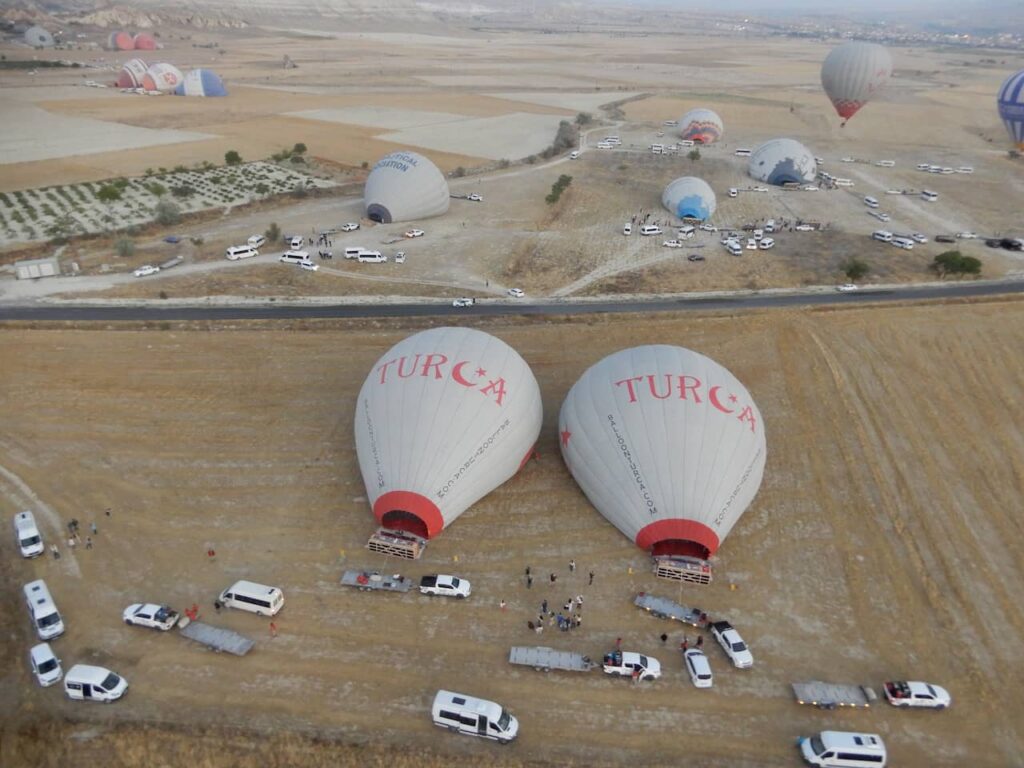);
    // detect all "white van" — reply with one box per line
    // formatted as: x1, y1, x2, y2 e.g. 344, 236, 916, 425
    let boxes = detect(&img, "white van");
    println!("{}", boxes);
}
14, 511, 44, 558
569, 150, 580, 160
431, 690, 519, 744
920, 190, 939, 202
640, 224, 662, 236
734, 148, 752, 157
64, 664, 128, 703
863, 196, 879, 208
219, 580, 284, 616
765, 219, 776, 233
279, 250, 310, 264
679, 139, 695, 148
891, 236, 914, 250
799, 731, 886, 767
677, 225, 695, 239
725, 240, 743, 257
343, 246, 365, 259
24, 580, 65, 640
835, 178, 854, 187
650, 144, 664, 154
872, 230, 893, 242
247, 235, 267, 249
225, 245, 258, 261
288, 236, 304, 249
727, 188, 738, 198
356, 250, 387, 263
